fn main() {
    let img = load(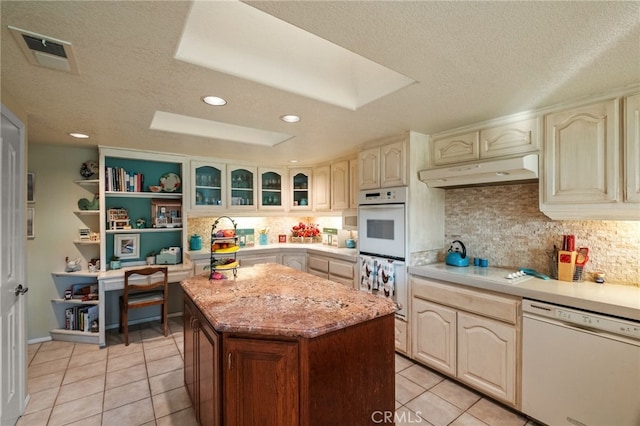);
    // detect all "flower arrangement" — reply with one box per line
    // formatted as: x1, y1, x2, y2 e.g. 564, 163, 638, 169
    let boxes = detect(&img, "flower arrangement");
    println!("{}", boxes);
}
291, 222, 321, 243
